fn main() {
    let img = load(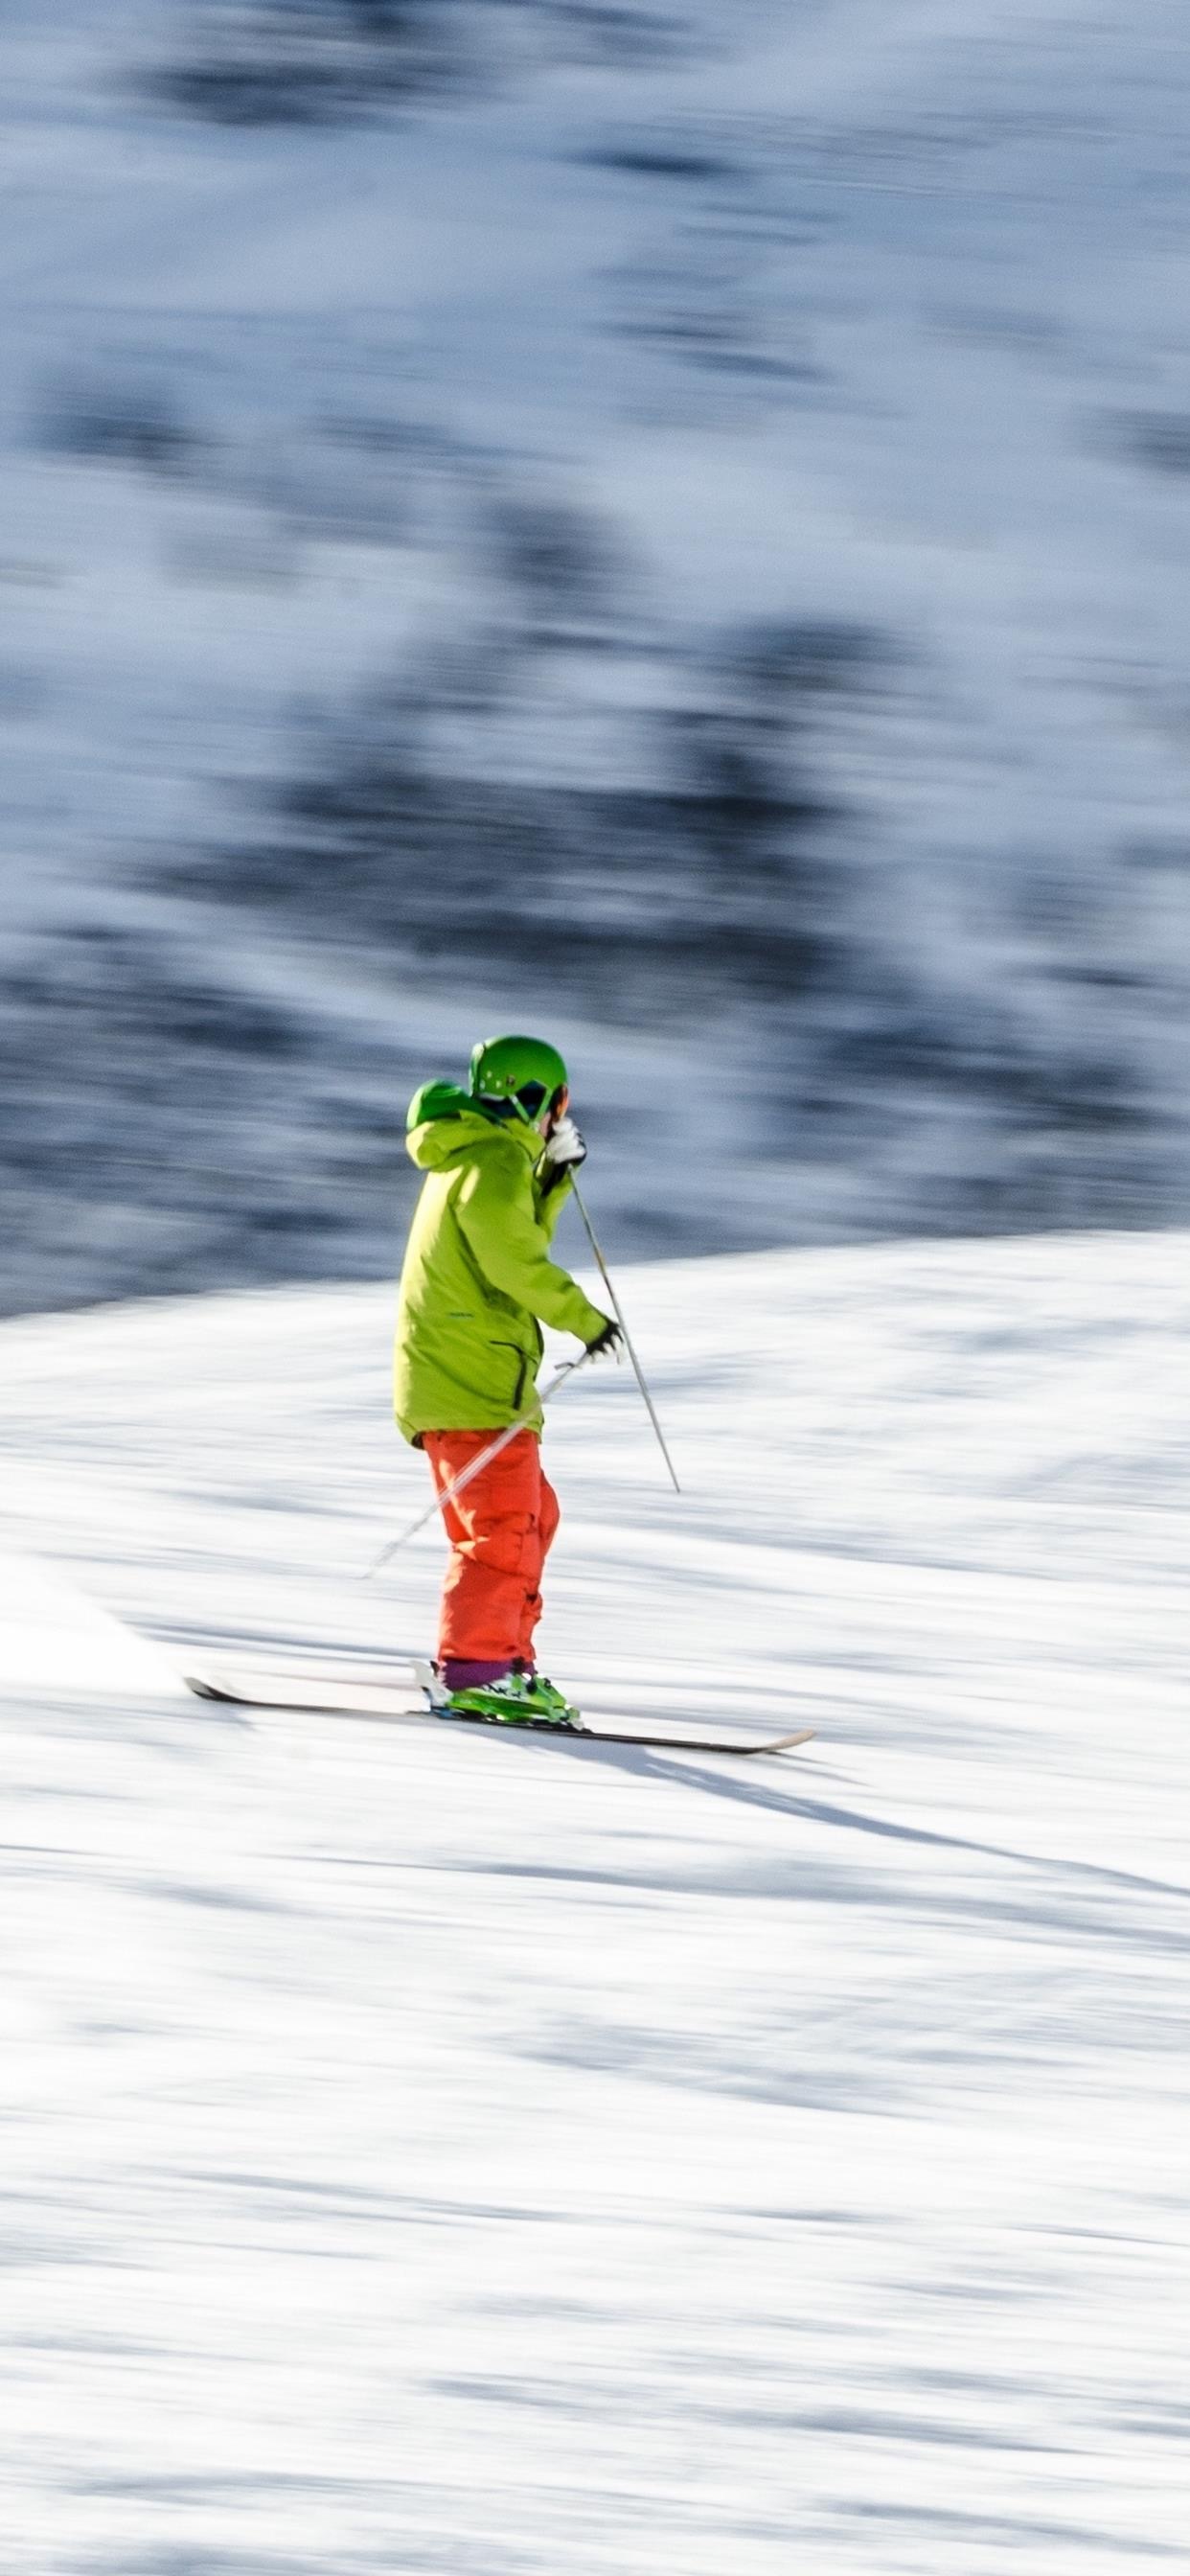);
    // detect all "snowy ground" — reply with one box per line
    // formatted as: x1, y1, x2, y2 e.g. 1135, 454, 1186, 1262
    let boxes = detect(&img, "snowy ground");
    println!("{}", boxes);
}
2, 1229, 1188, 2571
